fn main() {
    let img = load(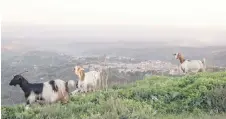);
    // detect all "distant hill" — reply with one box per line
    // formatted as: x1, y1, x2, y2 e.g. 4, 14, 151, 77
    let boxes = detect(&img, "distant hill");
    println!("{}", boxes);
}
81, 46, 226, 66
1, 49, 19, 61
